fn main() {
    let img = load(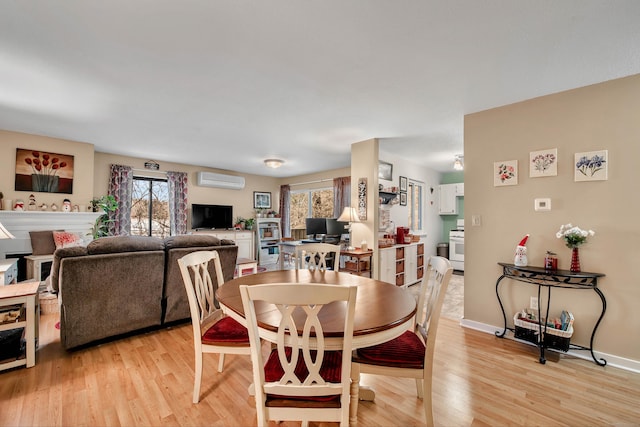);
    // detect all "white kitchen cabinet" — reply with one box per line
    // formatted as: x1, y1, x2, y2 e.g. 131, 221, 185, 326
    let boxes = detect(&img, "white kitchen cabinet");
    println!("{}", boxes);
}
379, 247, 396, 285
439, 183, 464, 215
438, 184, 457, 215
404, 244, 418, 285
